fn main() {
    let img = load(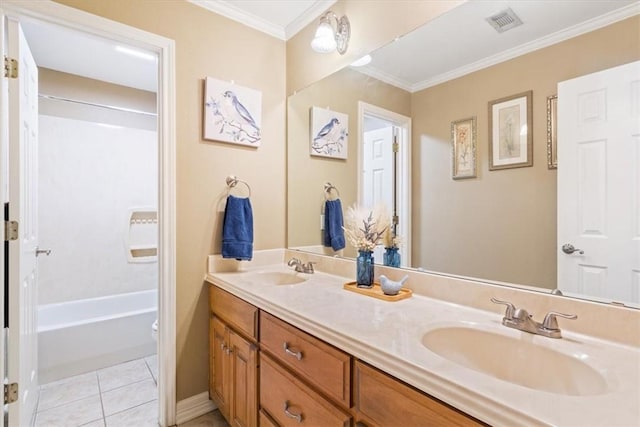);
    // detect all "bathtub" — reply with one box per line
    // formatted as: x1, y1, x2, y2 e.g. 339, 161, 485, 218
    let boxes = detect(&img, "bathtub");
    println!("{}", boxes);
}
38, 289, 157, 383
